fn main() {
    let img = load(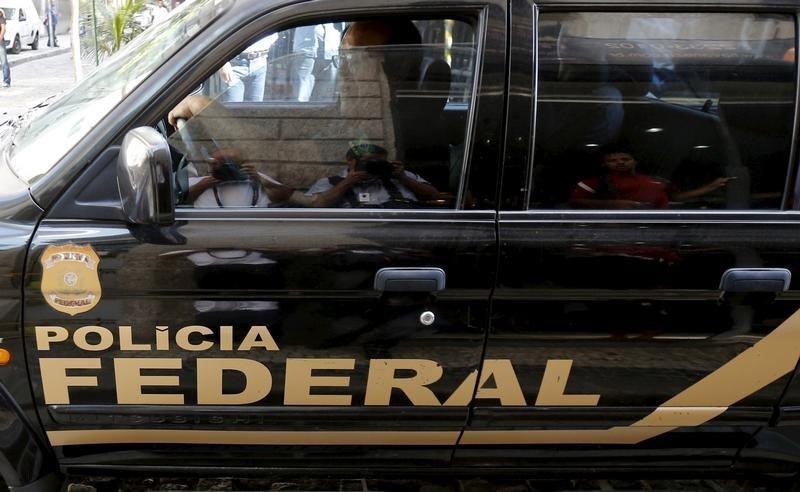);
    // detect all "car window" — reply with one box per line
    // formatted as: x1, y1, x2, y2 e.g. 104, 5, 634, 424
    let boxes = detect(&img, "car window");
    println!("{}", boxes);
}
8, 0, 232, 184
170, 17, 478, 210
531, 12, 796, 210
